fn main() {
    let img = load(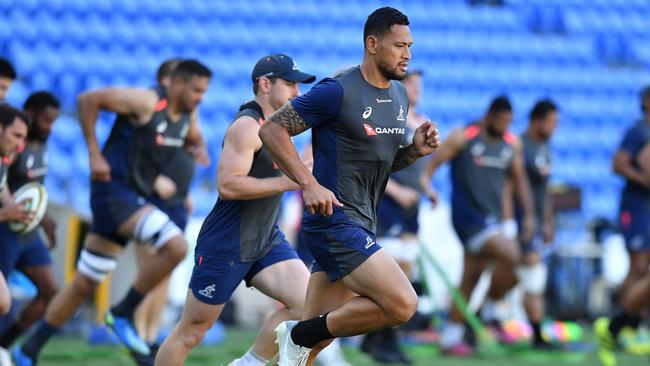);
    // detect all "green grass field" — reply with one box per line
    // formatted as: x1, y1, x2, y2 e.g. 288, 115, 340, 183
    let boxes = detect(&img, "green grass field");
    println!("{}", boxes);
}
34, 327, 646, 366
